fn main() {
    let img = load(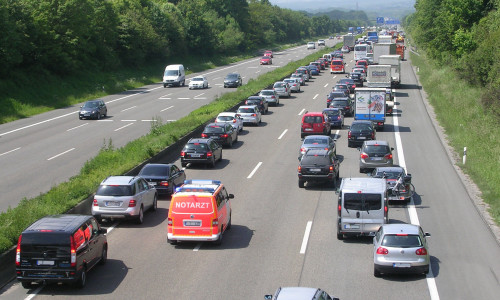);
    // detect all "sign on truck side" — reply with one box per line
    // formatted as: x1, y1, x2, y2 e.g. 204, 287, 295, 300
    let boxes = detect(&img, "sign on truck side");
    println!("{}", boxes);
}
355, 88, 386, 129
